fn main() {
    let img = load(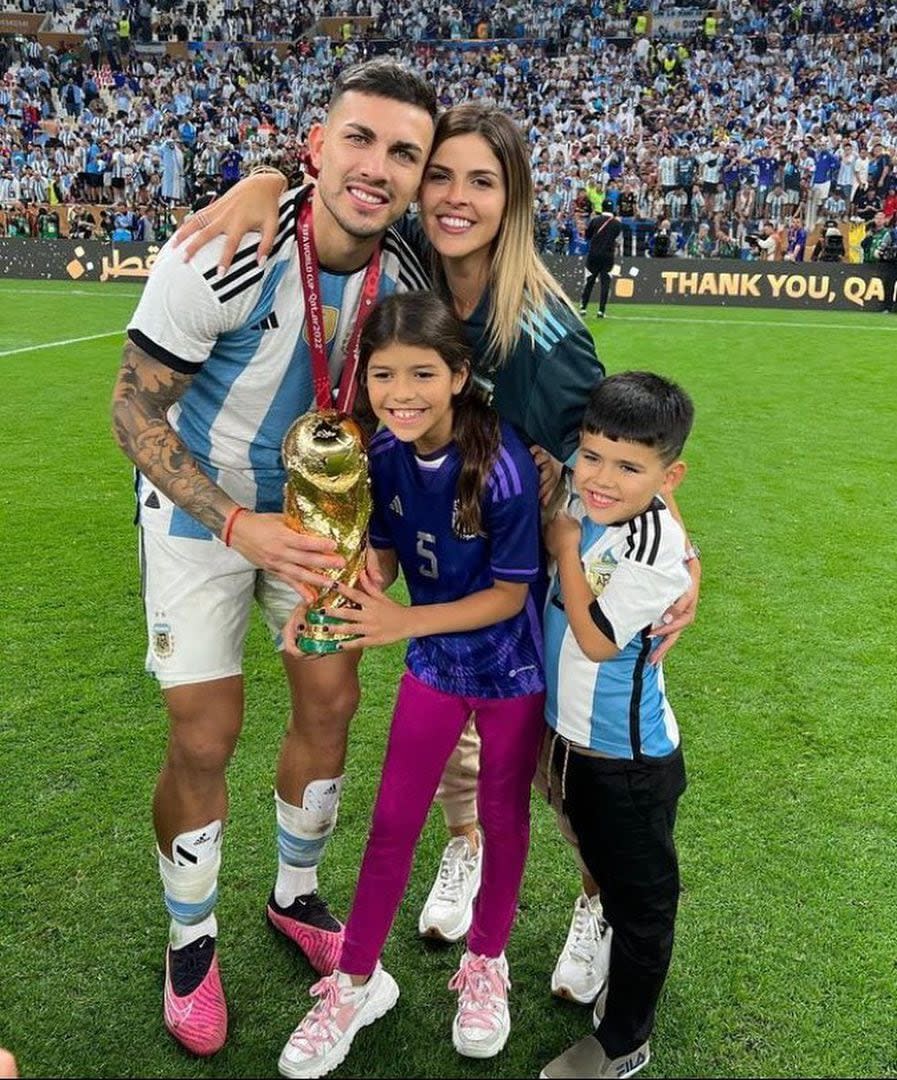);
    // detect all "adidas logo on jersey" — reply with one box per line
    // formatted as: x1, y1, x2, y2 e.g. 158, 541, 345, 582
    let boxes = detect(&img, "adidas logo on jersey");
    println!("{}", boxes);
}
389, 495, 403, 517
249, 312, 279, 332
